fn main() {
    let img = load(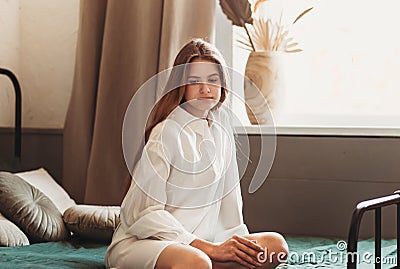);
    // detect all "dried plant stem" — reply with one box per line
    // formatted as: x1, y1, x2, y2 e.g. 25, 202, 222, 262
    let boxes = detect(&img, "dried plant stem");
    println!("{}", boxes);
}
293, 7, 314, 24
236, 5, 313, 53
243, 24, 256, 51
237, 39, 253, 51
272, 24, 283, 50
253, 0, 268, 13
